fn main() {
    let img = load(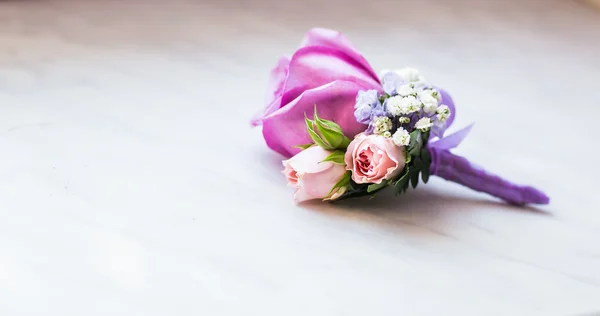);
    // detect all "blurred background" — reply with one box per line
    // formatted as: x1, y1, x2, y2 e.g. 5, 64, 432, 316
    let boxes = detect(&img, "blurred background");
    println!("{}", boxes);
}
1, 0, 600, 315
